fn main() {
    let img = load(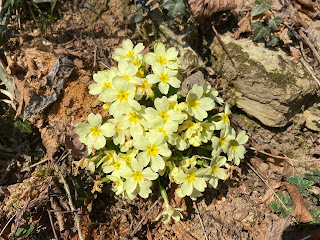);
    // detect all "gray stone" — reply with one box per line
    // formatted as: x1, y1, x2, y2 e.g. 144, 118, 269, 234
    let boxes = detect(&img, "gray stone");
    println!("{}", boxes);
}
210, 34, 317, 127
303, 102, 320, 131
